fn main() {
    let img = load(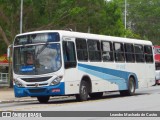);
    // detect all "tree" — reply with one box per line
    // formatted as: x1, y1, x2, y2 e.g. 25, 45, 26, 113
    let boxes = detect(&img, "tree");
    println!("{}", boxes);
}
126, 0, 160, 44
0, 0, 129, 55
0, 0, 21, 55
